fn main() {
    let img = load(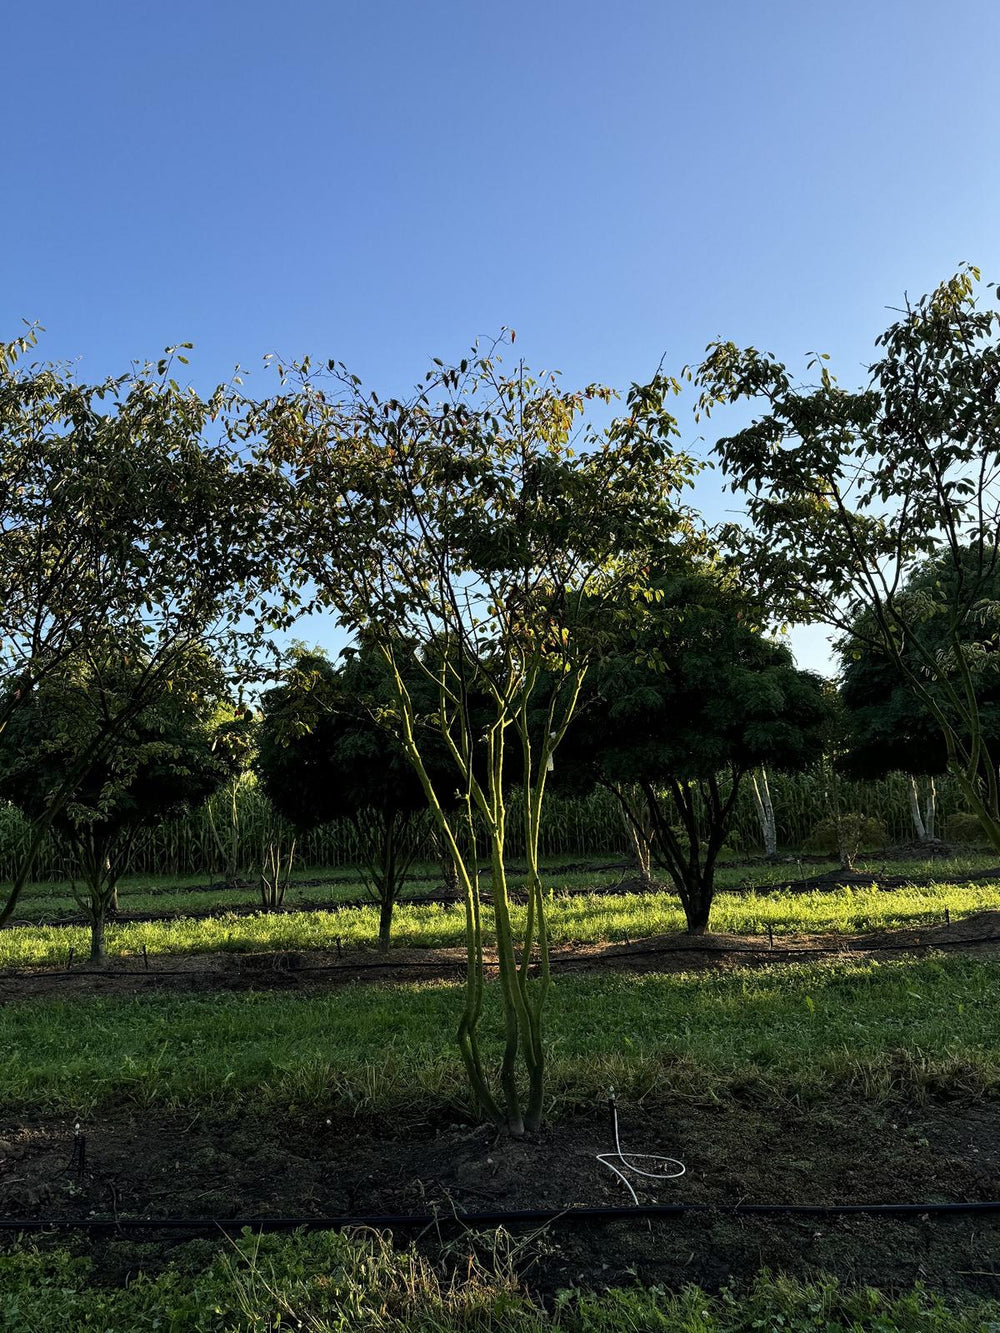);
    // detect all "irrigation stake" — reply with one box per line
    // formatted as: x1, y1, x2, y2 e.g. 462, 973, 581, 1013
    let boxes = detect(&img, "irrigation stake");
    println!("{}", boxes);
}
142, 945, 149, 970
70, 1122, 86, 1179
768, 924, 774, 949
67, 947, 74, 969
944, 907, 950, 925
